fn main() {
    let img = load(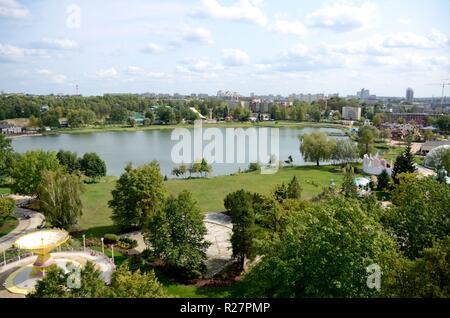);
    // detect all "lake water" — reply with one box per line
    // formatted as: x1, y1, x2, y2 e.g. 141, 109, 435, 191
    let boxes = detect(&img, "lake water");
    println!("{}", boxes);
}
11, 127, 346, 177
